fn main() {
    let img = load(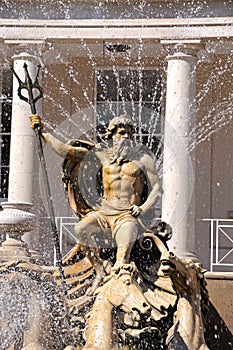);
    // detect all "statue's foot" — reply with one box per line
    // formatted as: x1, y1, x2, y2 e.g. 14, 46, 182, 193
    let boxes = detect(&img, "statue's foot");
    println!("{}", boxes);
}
112, 261, 137, 275
104, 261, 137, 282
